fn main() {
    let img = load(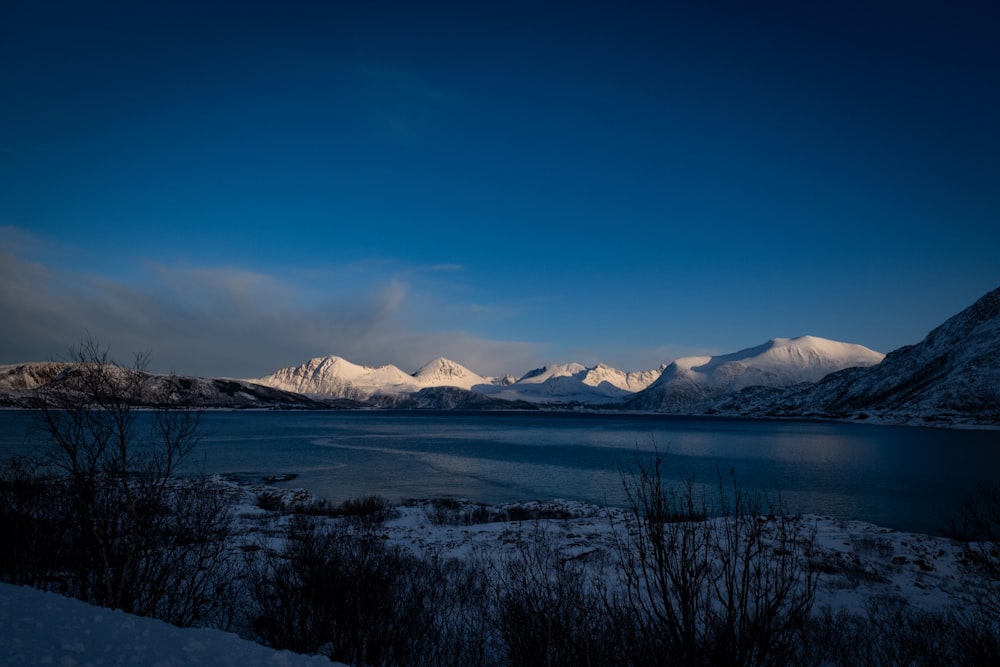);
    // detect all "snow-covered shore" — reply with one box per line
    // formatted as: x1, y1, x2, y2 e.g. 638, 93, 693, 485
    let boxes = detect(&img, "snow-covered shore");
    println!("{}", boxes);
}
2, 480, 995, 665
